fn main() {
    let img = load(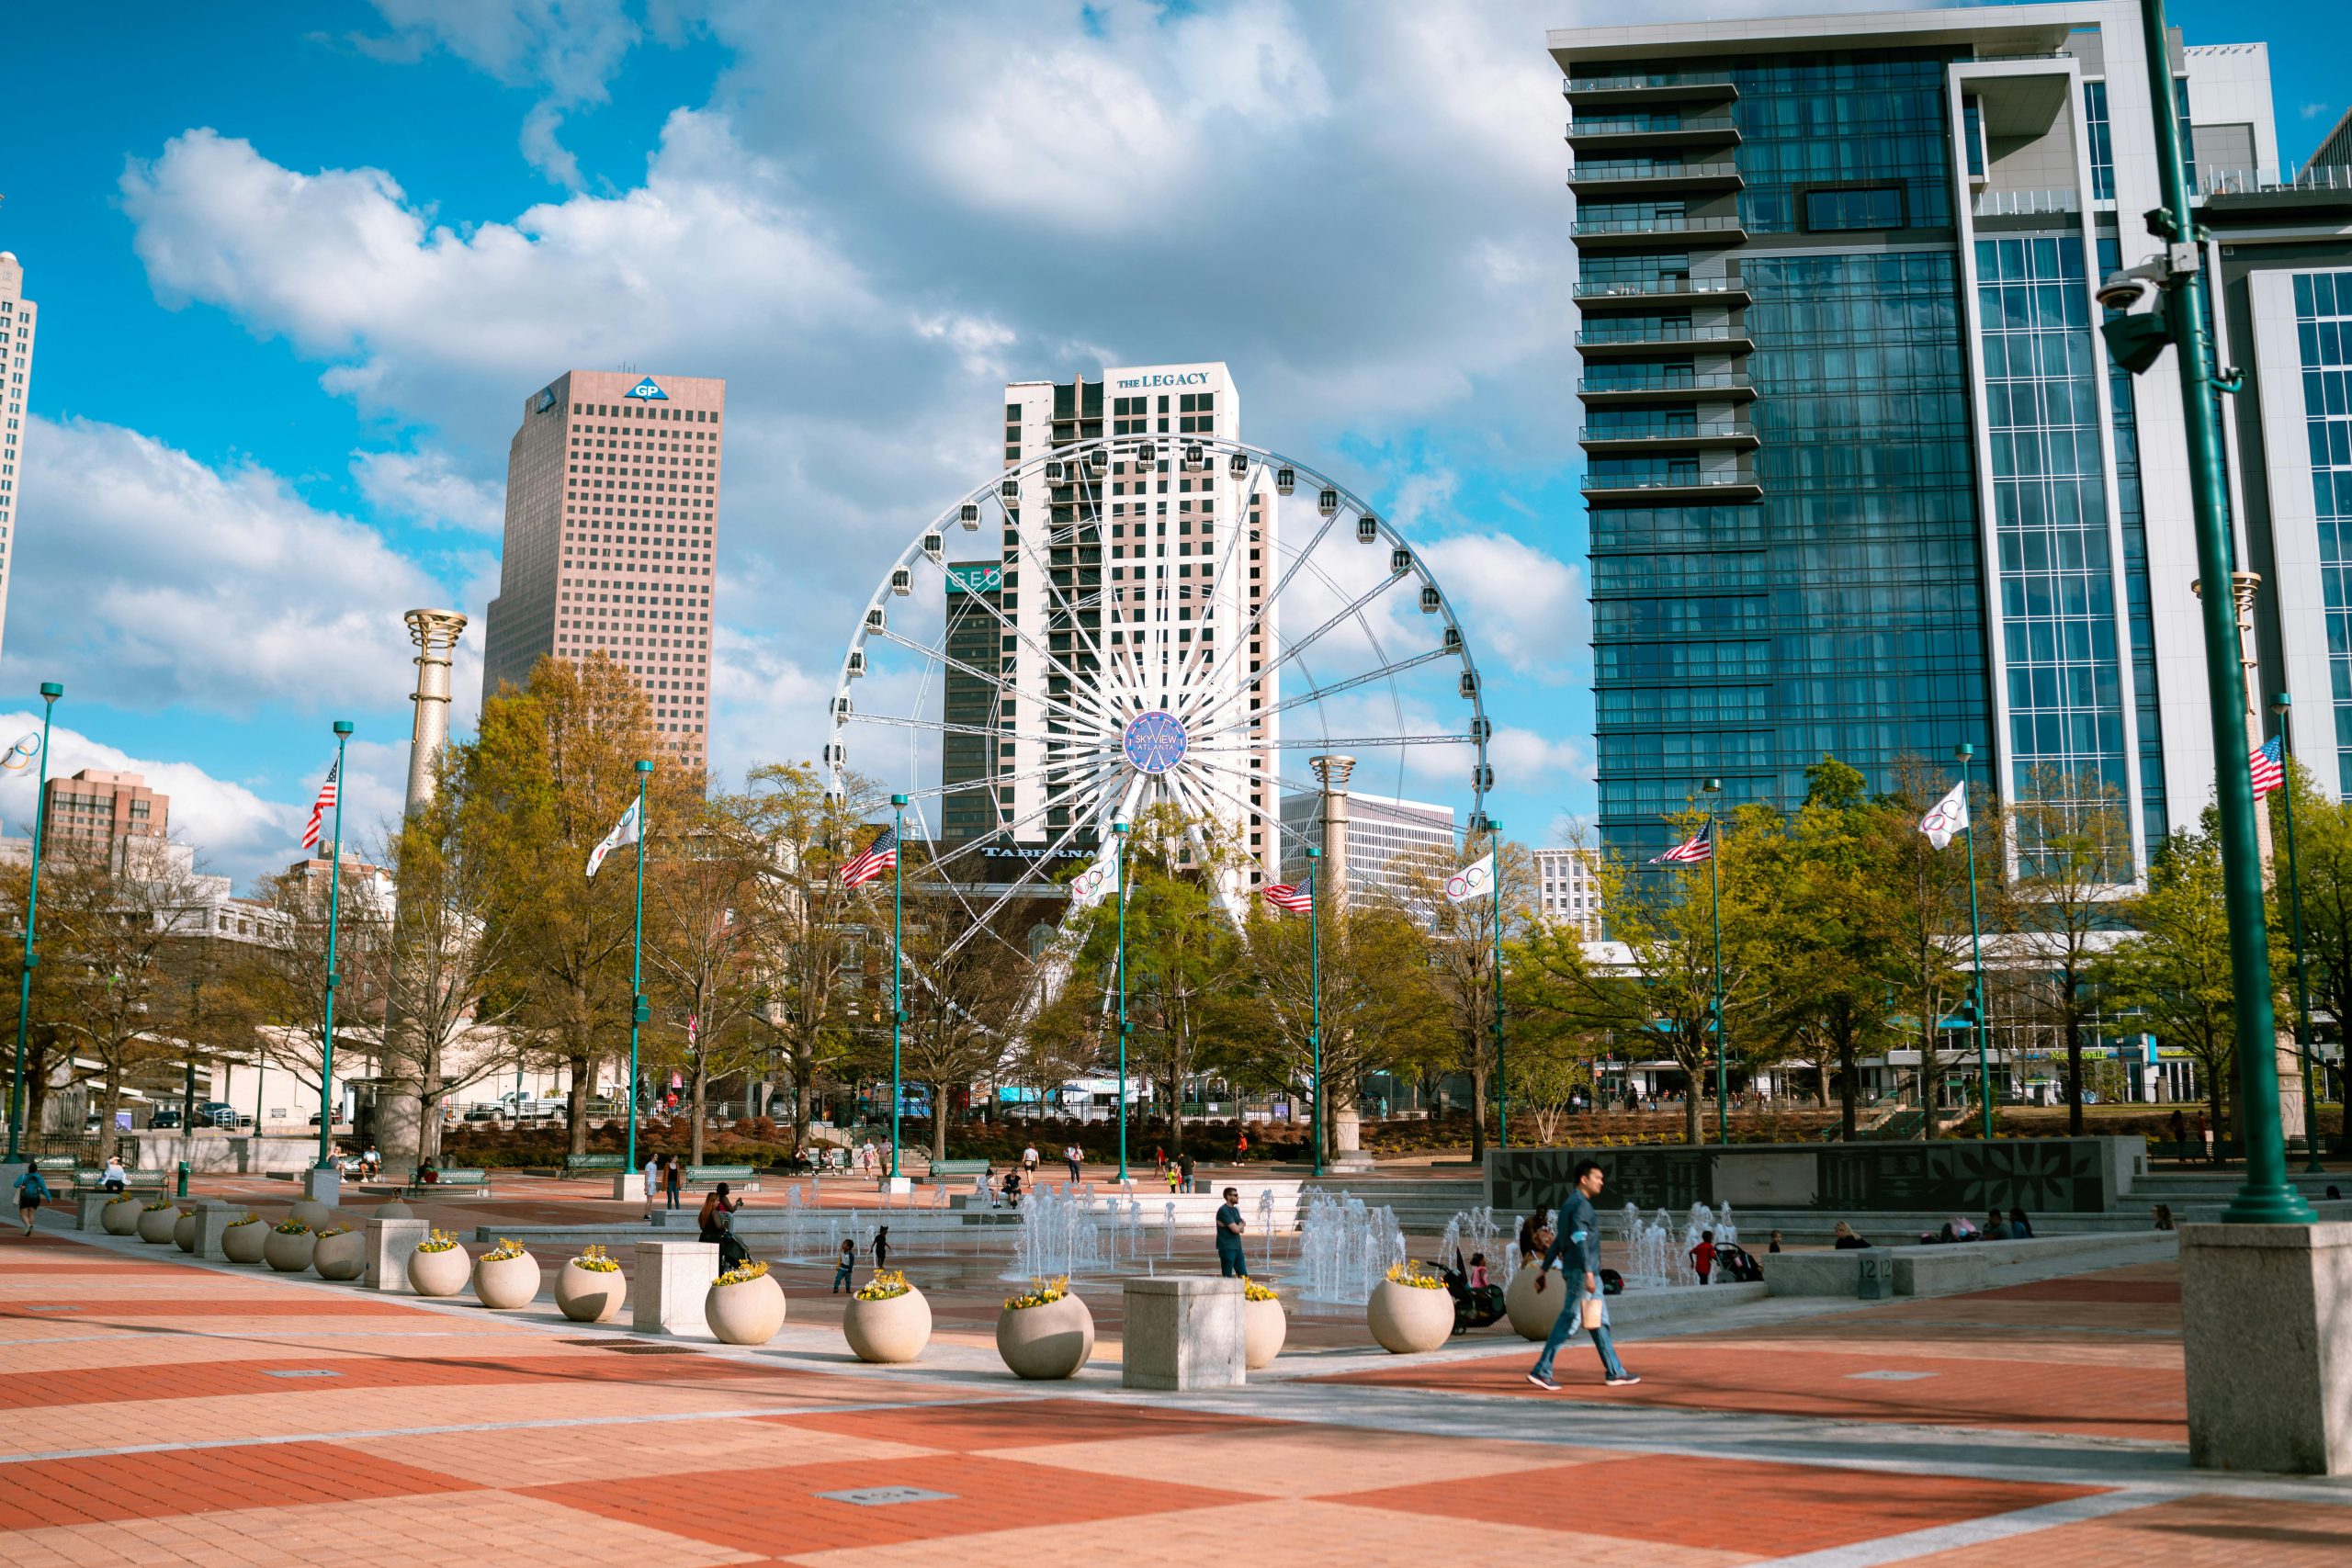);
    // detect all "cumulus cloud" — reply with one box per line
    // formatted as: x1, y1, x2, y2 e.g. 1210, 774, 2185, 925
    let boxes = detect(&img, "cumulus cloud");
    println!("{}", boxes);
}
6, 415, 484, 717
352, 447, 506, 532
1419, 532, 1587, 680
